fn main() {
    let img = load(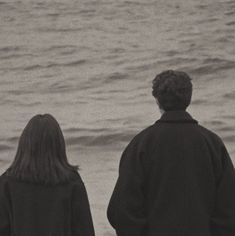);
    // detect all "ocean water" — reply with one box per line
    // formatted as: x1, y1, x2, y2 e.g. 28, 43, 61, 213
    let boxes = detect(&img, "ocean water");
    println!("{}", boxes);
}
0, 0, 235, 234
0, 0, 234, 158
